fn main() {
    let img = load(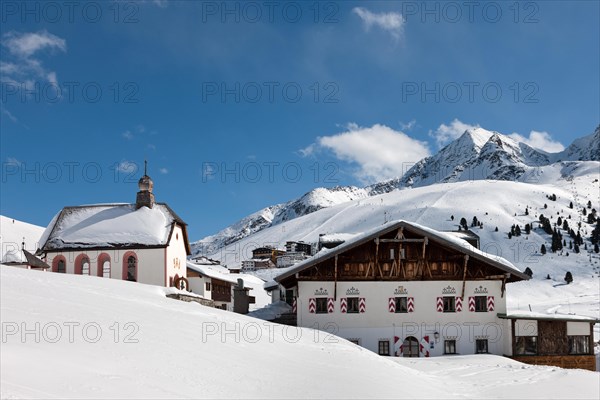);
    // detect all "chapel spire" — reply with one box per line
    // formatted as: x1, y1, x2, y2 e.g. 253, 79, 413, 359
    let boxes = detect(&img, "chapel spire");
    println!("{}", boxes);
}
136, 160, 155, 209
